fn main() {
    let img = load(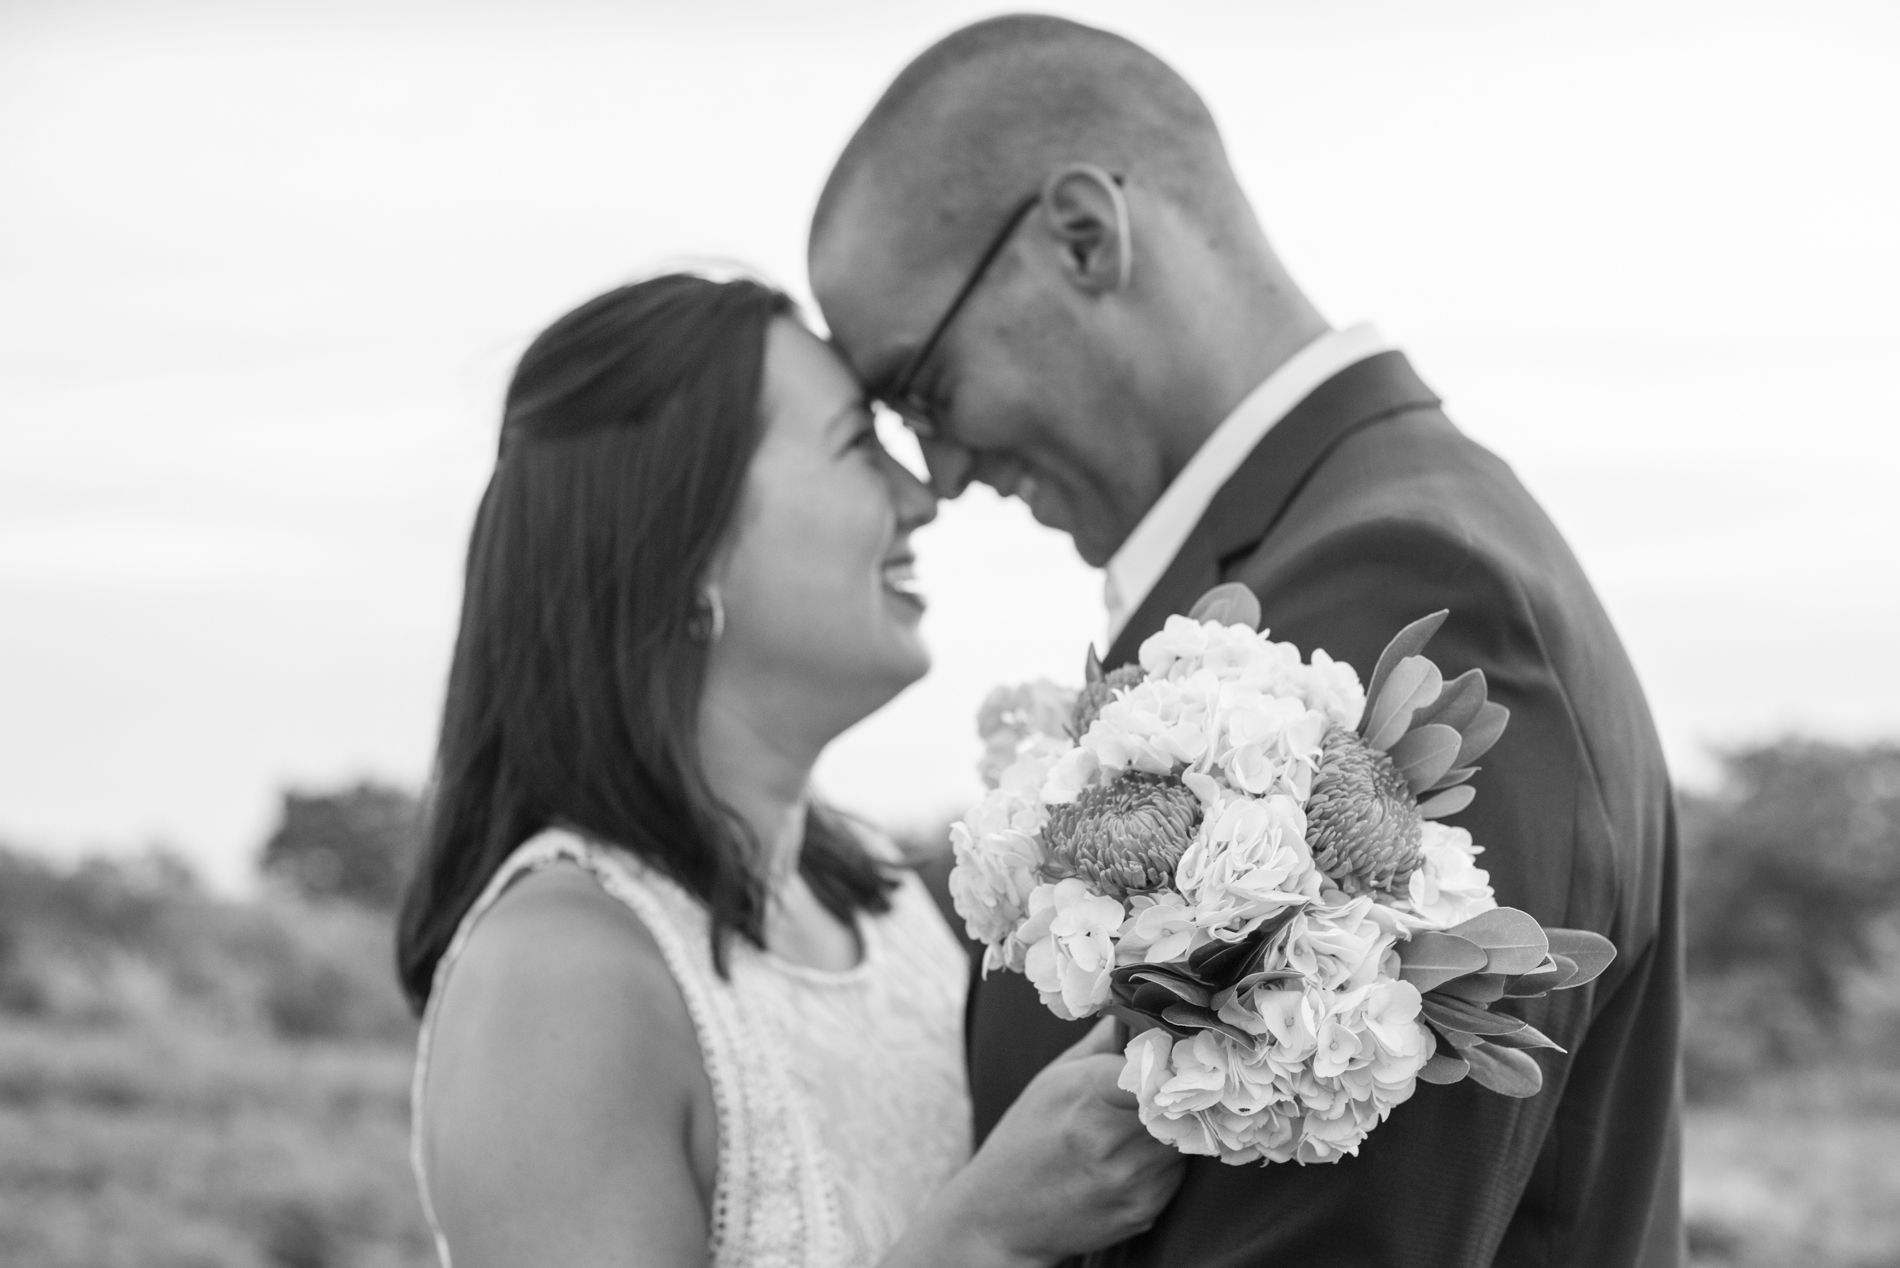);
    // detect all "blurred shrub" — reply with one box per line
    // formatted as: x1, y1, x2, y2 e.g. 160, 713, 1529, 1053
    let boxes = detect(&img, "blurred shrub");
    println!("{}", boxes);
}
249, 898, 414, 1042
259, 783, 421, 910
1682, 740, 1900, 1093
0, 1023, 434, 1267
0, 844, 412, 1043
